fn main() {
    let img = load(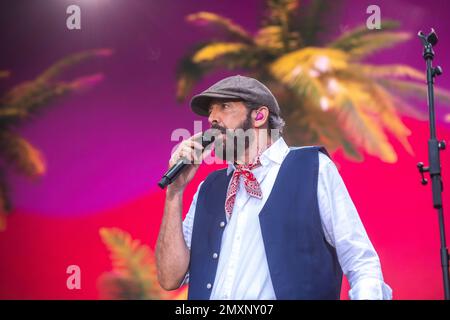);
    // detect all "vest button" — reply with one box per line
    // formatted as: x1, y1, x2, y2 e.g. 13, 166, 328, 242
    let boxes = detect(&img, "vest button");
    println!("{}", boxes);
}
212, 252, 218, 259
206, 283, 212, 289
219, 221, 225, 228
